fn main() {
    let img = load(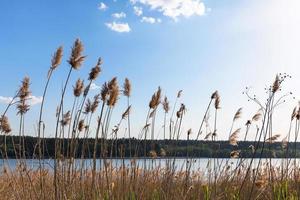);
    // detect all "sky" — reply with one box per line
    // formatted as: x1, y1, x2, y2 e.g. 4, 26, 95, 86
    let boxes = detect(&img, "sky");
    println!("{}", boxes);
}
1, 0, 300, 140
